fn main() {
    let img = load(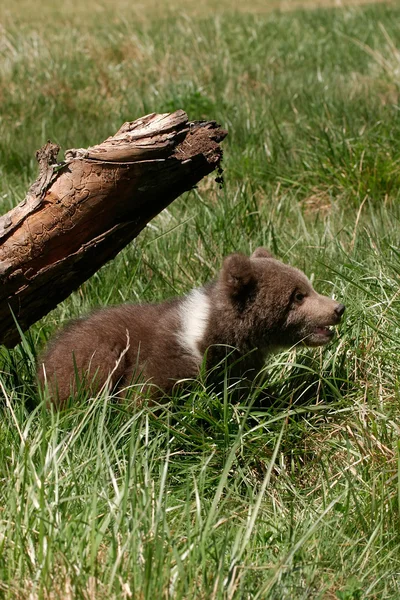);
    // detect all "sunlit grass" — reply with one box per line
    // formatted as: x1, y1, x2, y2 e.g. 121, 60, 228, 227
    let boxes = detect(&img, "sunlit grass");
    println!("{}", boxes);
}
0, 0, 400, 598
